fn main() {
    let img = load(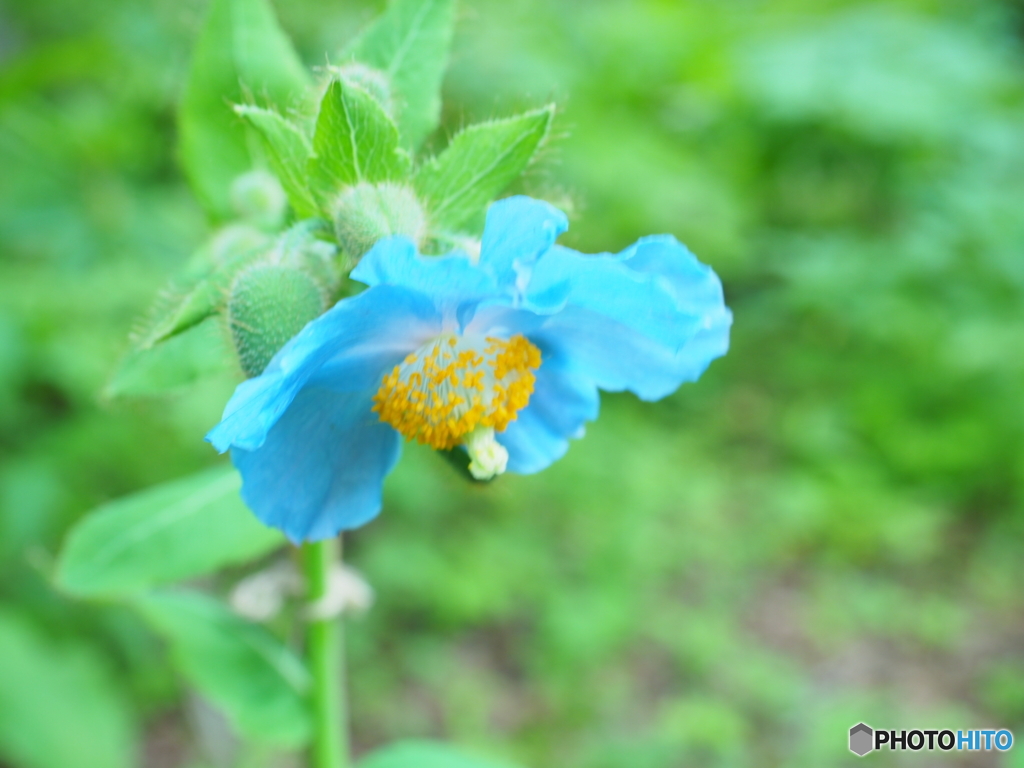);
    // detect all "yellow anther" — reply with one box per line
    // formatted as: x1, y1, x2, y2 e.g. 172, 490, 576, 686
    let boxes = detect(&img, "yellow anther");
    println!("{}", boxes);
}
372, 332, 541, 450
